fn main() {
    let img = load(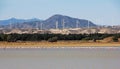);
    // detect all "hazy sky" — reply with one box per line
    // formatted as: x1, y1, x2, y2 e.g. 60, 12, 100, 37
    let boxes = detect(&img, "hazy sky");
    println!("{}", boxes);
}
0, 0, 120, 25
